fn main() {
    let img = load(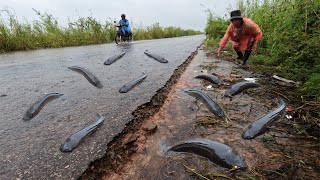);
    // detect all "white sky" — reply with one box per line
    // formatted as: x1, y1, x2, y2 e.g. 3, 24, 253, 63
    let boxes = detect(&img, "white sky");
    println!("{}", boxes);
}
0, 0, 238, 31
